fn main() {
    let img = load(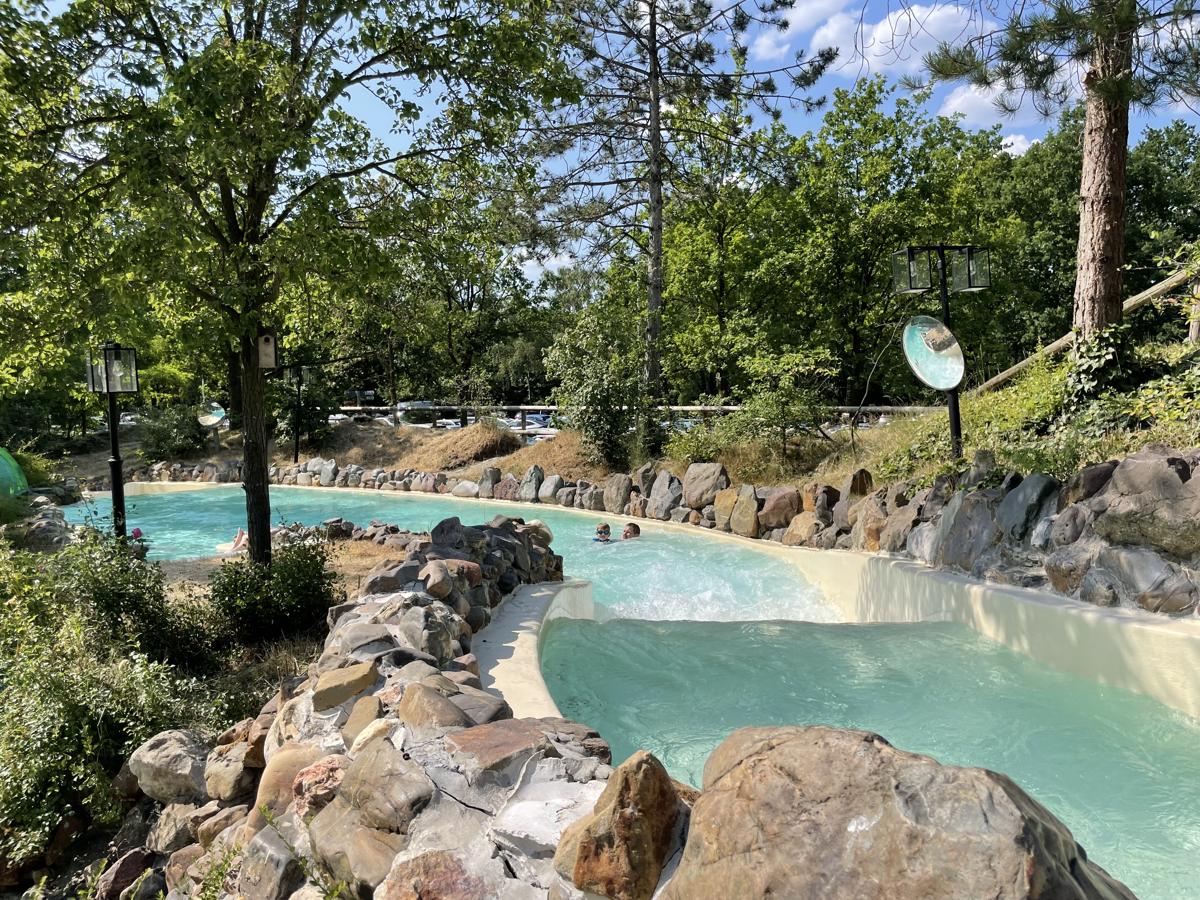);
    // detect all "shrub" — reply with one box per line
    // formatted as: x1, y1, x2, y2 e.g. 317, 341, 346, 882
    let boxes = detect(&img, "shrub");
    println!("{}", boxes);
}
139, 406, 207, 460
0, 547, 221, 868
9, 448, 56, 487
208, 538, 344, 644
